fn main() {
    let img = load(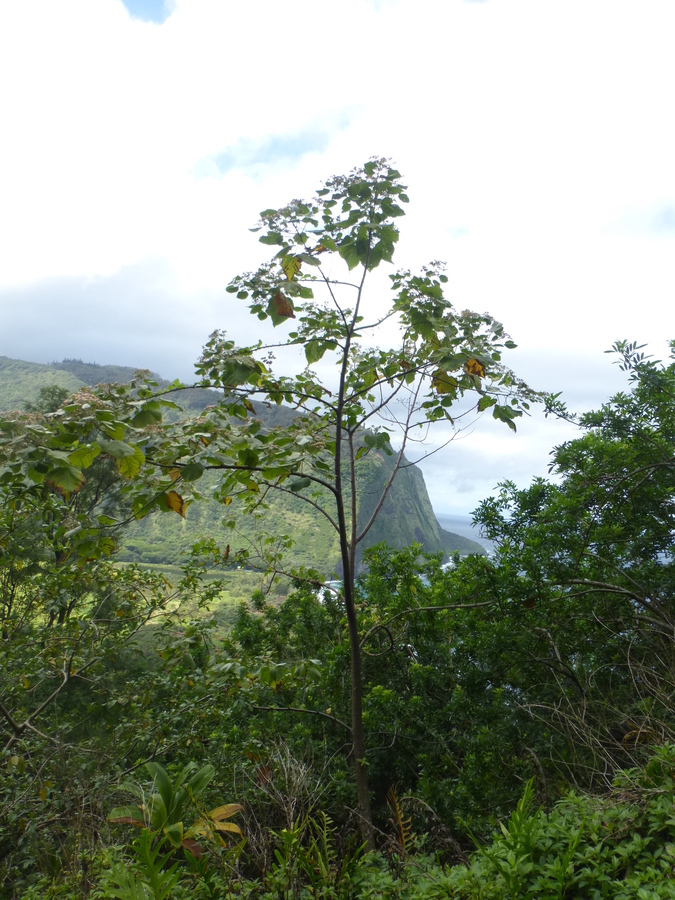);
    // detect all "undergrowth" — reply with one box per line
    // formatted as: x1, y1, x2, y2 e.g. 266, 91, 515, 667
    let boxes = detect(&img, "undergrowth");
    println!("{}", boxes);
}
14, 745, 675, 899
